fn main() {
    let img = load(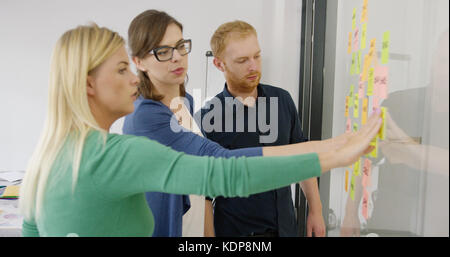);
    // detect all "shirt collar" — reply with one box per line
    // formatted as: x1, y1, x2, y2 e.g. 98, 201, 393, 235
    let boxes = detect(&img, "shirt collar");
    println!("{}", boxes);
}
222, 83, 266, 99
